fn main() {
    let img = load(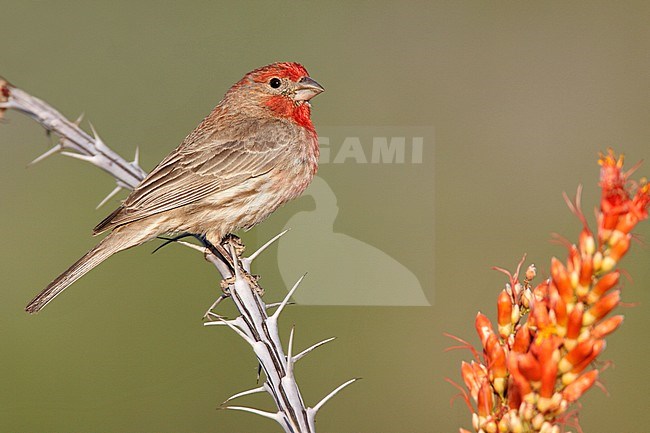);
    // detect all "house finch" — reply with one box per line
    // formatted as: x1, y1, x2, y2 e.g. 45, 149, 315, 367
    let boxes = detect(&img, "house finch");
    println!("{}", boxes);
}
25, 62, 324, 313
